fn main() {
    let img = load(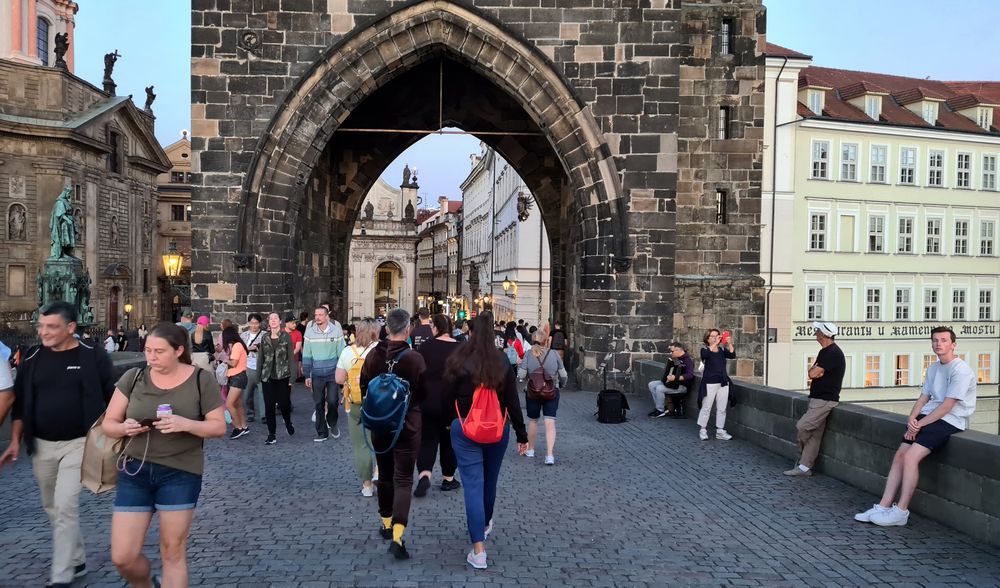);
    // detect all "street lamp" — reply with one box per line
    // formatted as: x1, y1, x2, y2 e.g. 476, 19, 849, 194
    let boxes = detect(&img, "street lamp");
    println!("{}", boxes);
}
162, 241, 183, 321
123, 302, 133, 332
